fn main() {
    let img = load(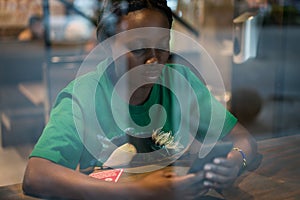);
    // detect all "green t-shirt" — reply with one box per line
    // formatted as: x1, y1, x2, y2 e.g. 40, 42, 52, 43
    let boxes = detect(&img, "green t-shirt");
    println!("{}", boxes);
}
30, 62, 237, 172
